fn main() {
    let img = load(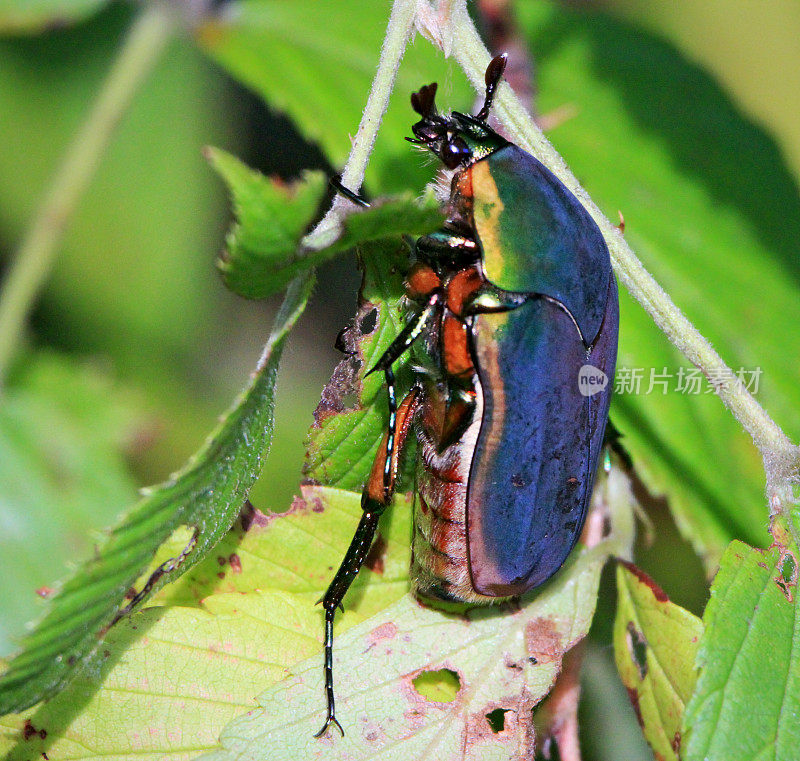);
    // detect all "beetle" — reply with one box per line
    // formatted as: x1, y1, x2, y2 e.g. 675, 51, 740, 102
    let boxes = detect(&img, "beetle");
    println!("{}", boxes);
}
315, 54, 618, 737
